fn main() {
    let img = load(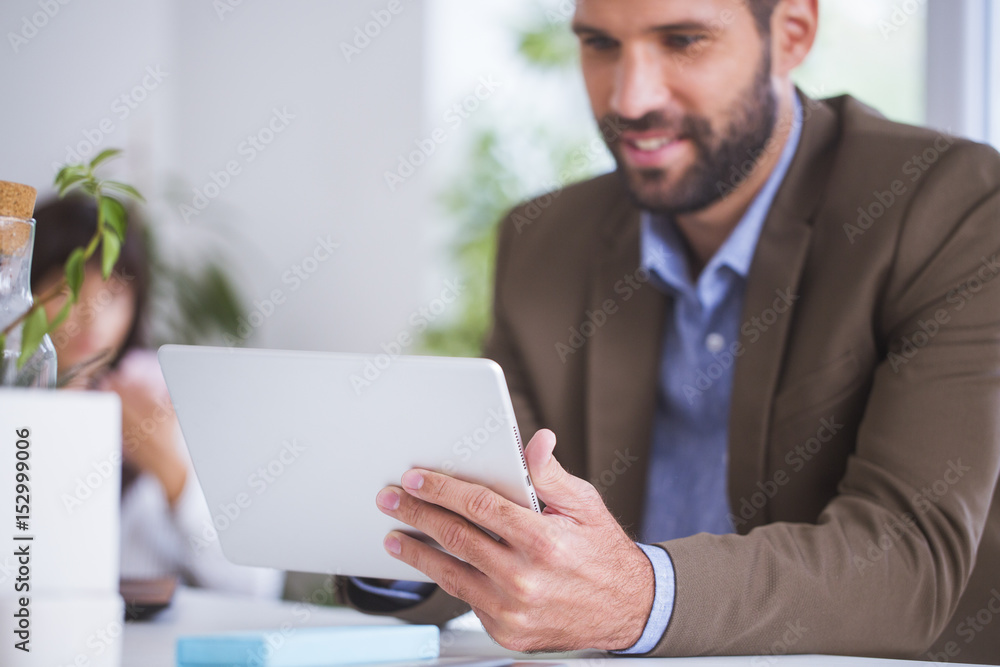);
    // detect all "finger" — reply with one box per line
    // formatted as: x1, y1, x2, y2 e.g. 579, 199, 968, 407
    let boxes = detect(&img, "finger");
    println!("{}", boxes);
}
376, 486, 508, 578
523, 429, 602, 515
383, 530, 494, 610
396, 468, 540, 550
